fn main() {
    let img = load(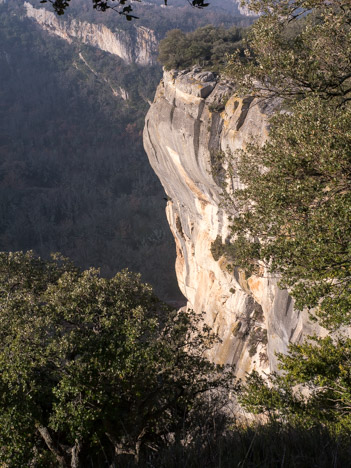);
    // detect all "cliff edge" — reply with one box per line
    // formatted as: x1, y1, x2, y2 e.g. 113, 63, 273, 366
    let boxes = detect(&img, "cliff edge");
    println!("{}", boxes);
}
144, 68, 321, 377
